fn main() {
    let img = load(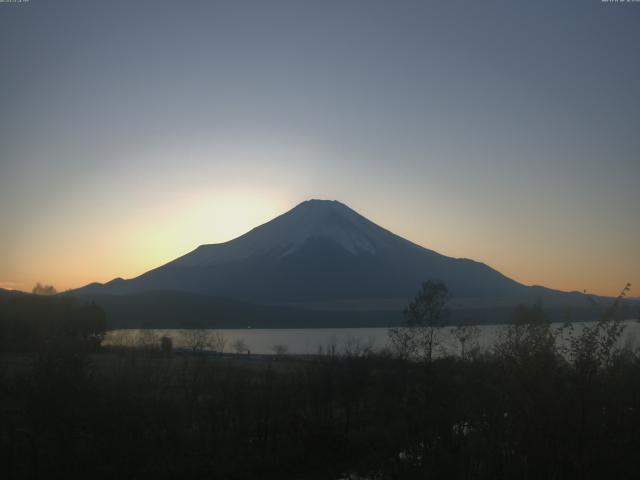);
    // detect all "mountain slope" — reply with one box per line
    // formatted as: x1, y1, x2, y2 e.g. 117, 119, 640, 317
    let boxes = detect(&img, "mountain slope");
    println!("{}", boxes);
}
76, 200, 528, 301
70, 199, 606, 326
